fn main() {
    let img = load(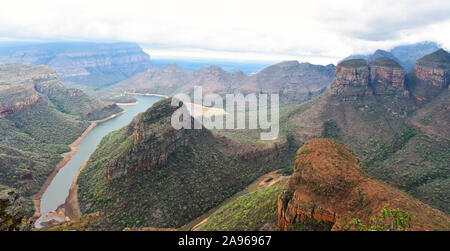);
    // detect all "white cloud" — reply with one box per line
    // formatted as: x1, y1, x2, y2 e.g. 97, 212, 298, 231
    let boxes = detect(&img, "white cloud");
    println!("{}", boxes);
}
0, 0, 449, 64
